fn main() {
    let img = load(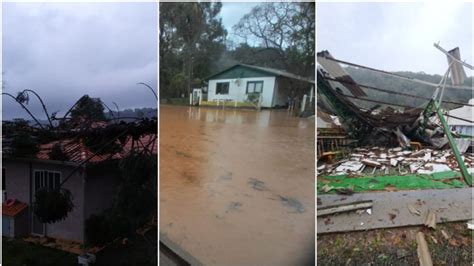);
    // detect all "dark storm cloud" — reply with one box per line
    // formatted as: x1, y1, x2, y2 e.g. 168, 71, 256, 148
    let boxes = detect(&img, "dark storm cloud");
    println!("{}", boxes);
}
2, 2, 157, 120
